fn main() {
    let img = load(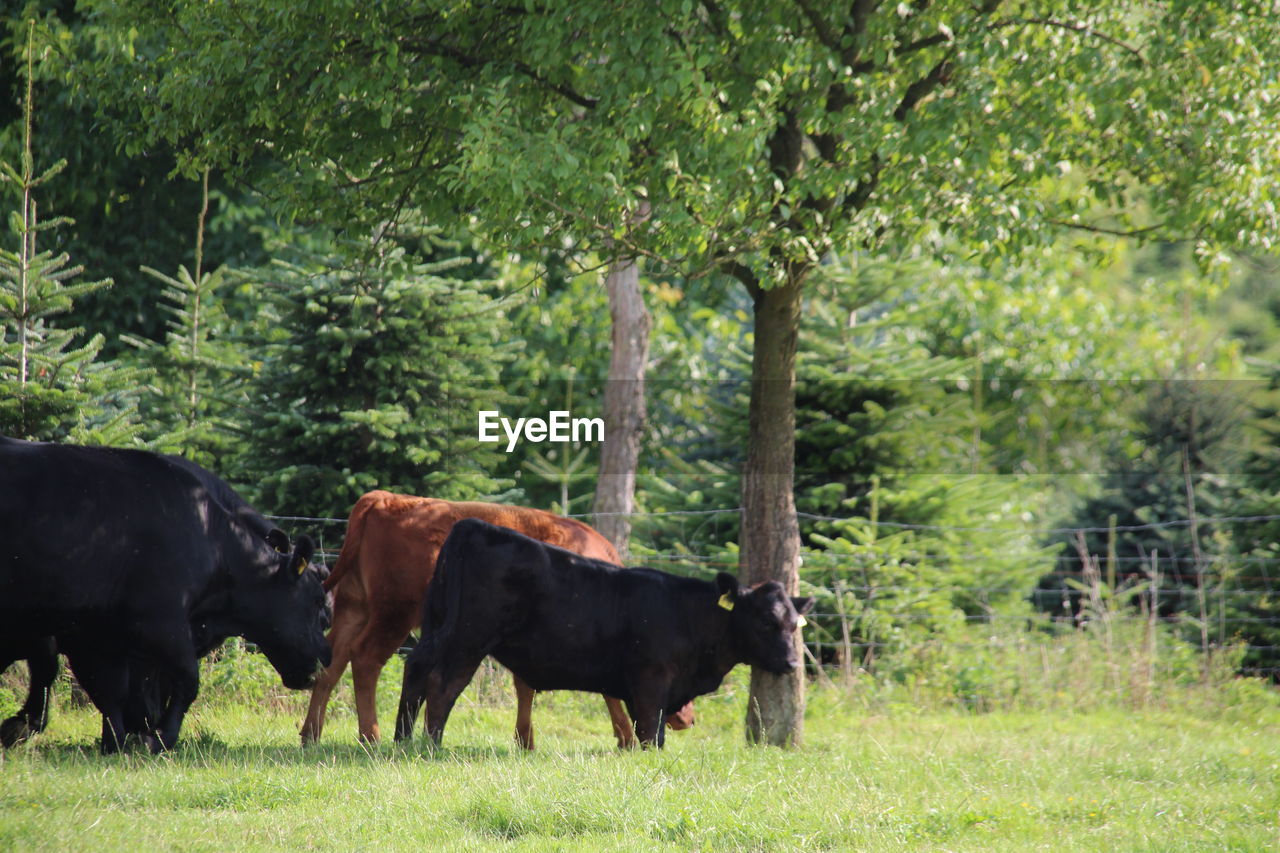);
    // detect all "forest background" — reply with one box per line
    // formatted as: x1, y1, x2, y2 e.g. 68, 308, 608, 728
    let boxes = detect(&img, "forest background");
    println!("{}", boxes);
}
4, 1, 1280, 728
